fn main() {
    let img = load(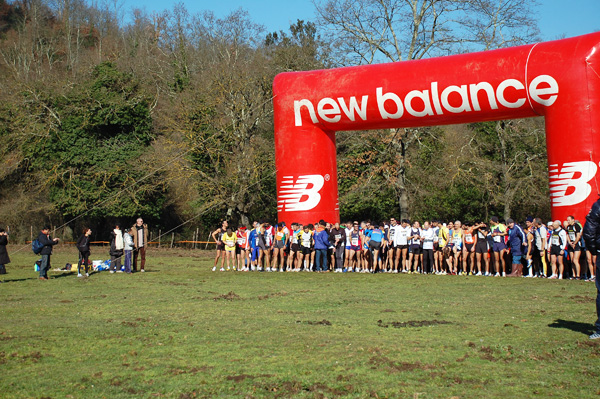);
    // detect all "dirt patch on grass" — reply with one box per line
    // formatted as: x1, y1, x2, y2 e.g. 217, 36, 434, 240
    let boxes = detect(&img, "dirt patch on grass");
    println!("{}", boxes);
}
570, 295, 595, 303
377, 319, 451, 328
369, 350, 437, 374
298, 319, 332, 326
382, 309, 395, 313
121, 321, 138, 327
213, 291, 242, 301
258, 379, 349, 398
226, 374, 255, 382
170, 366, 210, 376
59, 299, 73, 303
479, 346, 499, 362
258, 291, 289, 300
